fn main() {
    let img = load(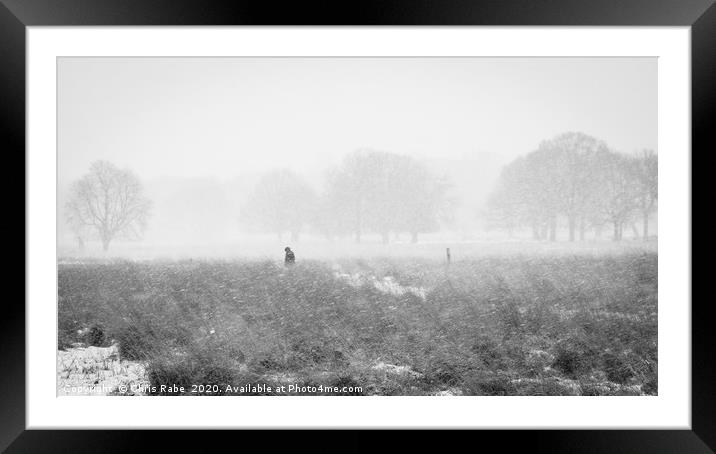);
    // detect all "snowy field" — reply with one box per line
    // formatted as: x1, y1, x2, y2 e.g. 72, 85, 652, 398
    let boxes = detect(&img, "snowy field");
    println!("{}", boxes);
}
57, 243, 657, 396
